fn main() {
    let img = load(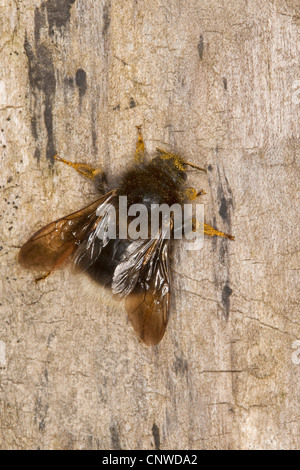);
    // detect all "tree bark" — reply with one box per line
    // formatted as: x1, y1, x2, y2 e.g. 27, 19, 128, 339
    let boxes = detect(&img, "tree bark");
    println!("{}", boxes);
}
0, 0, 299, 450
